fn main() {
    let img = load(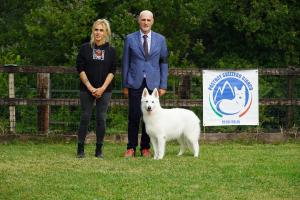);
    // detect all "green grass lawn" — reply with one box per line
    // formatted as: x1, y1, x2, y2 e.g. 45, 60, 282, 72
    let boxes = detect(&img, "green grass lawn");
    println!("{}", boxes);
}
0, 142, 299, 200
